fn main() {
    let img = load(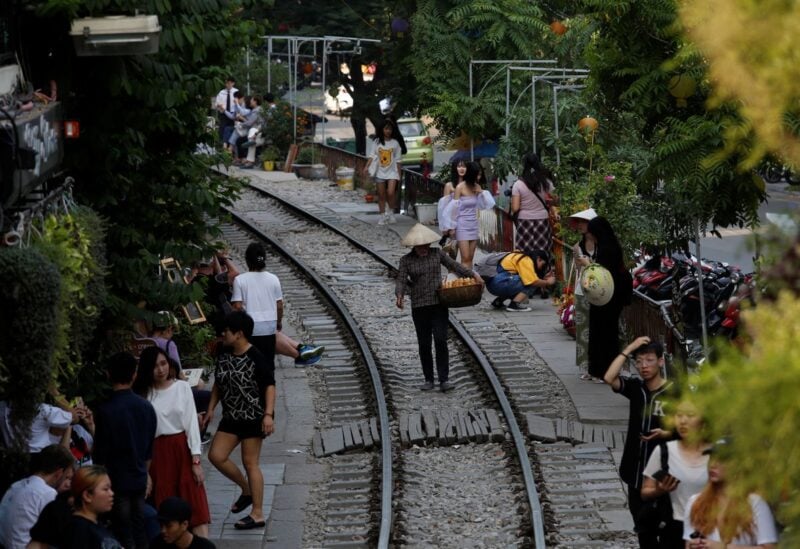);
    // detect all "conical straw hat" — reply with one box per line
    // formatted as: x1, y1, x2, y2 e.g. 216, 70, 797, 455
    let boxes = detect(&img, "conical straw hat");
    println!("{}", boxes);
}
401, 223, 441, 247
567, 207, 597, 222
